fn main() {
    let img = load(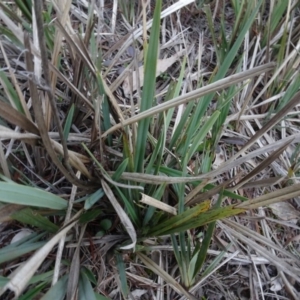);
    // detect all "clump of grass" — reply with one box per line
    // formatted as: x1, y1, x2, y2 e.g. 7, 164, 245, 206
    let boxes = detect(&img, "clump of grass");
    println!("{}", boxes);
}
0, 0, 300, 299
